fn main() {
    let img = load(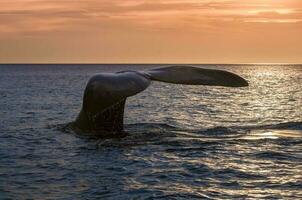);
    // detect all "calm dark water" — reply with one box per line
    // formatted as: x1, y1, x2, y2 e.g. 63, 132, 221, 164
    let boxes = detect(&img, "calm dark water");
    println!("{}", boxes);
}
0, 64, 301, 199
